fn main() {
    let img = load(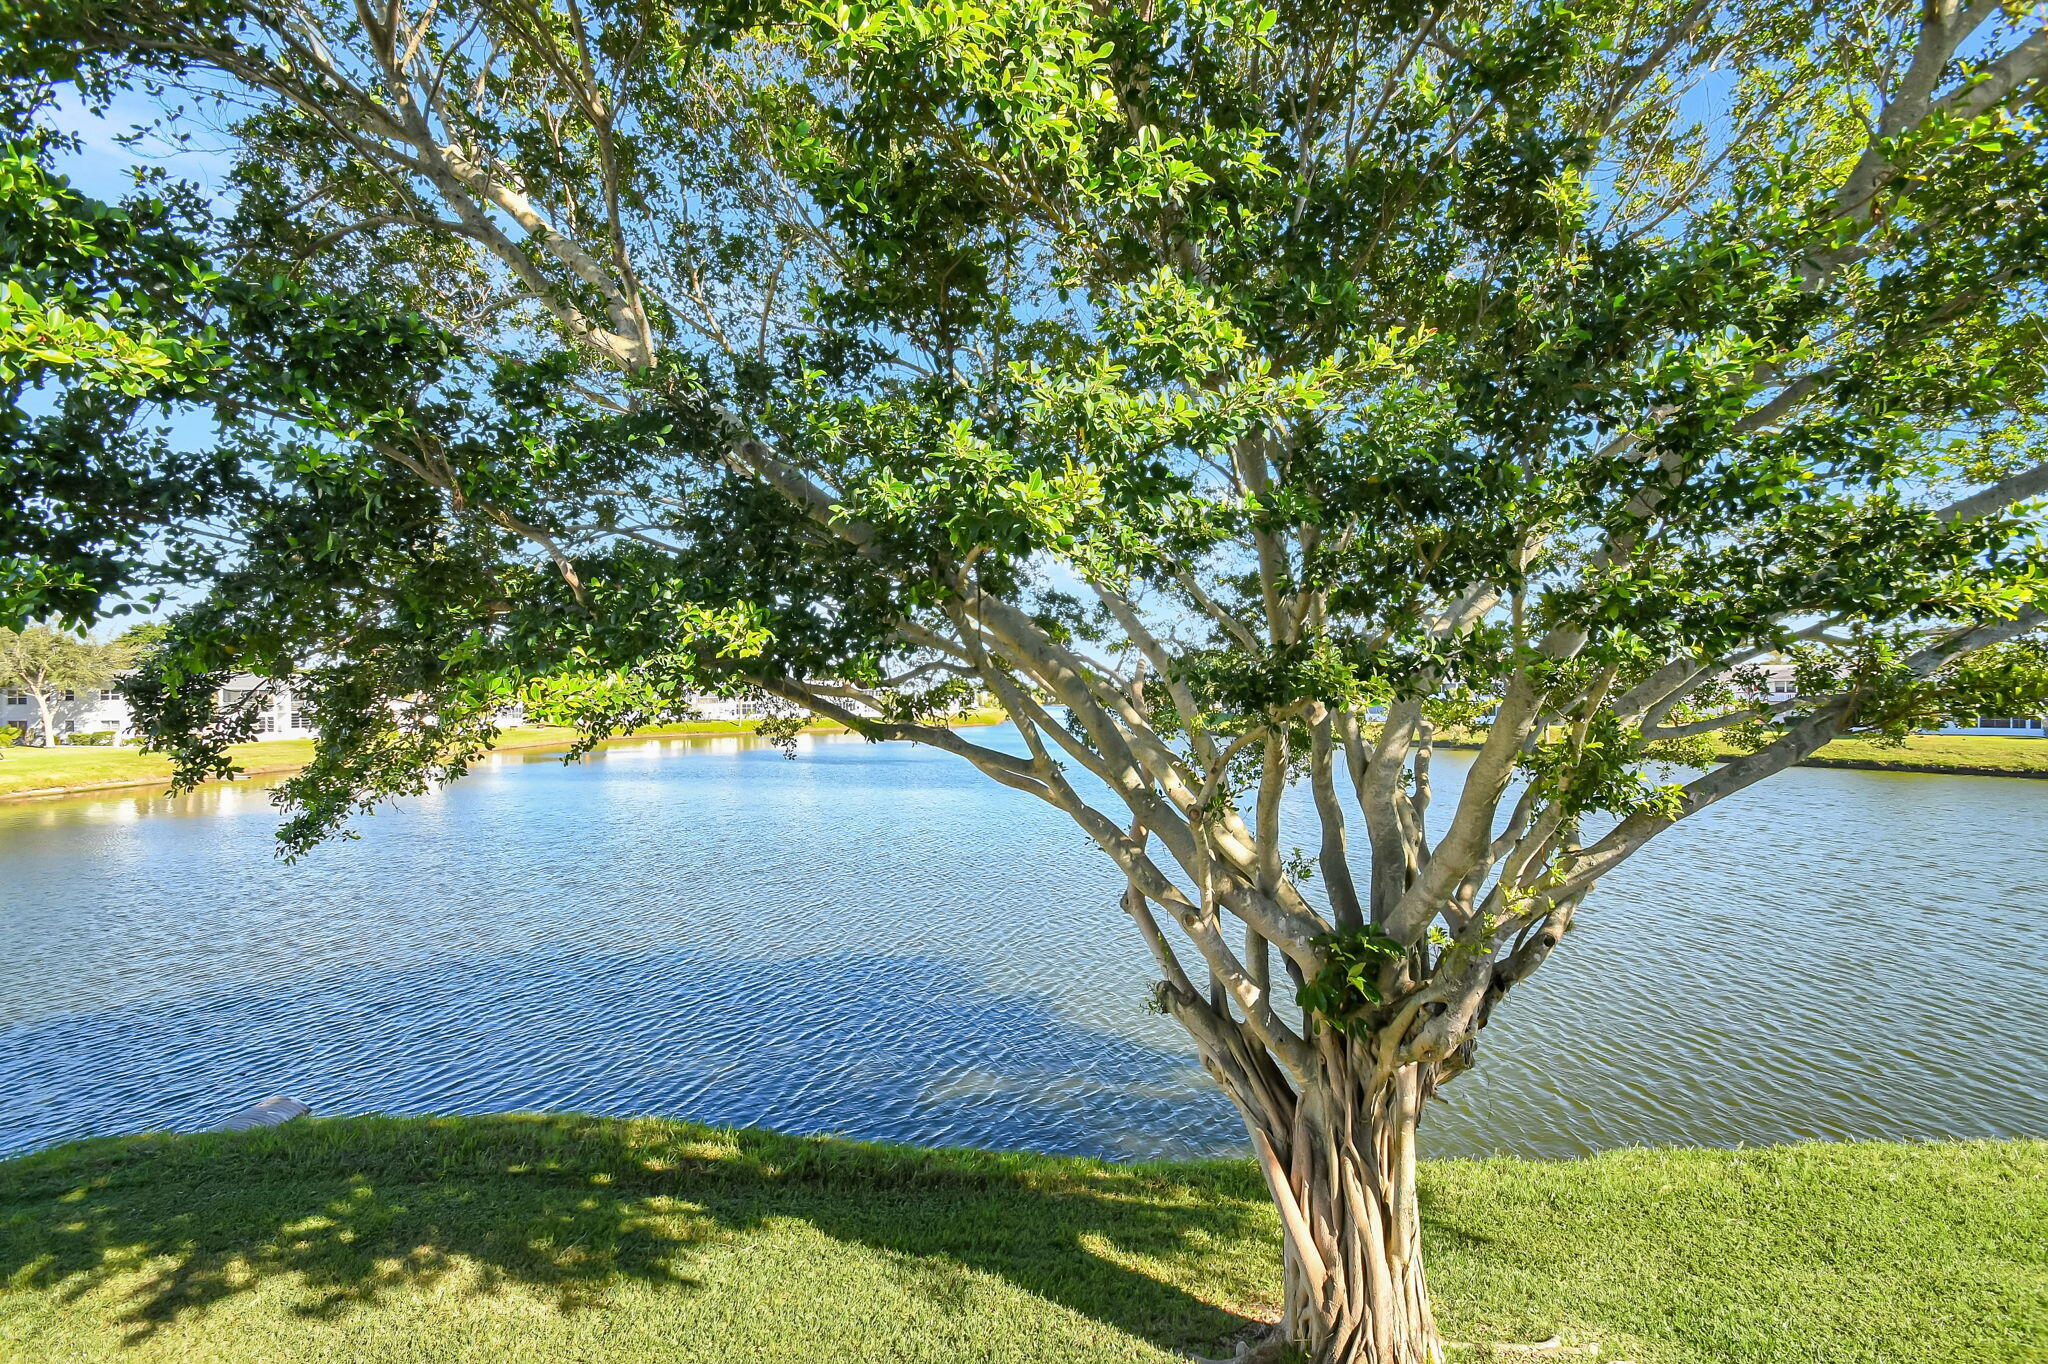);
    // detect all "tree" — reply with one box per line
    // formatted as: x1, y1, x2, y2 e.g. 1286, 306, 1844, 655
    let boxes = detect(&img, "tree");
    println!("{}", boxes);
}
0, 624, 128, 744
0, 29, 458, 632
0, 93, 233, 630
14, 2, 2048, 1360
